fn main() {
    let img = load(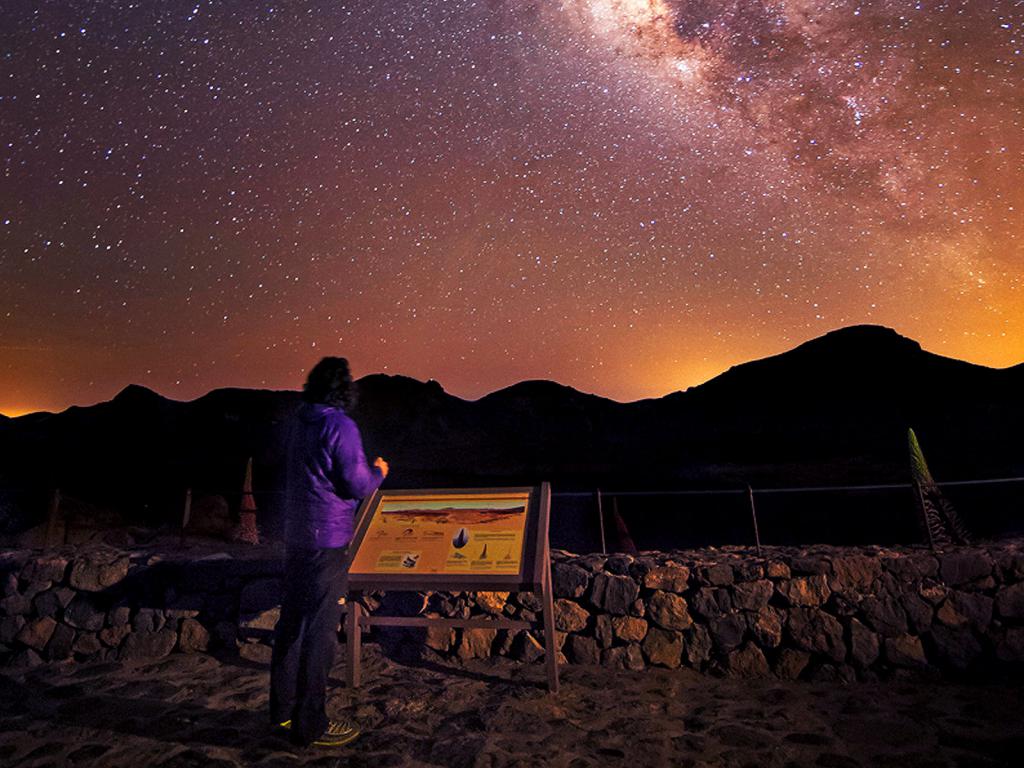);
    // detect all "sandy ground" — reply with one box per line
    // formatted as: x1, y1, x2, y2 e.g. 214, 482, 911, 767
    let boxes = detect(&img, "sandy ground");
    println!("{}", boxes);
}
1, 648, 1023, 768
